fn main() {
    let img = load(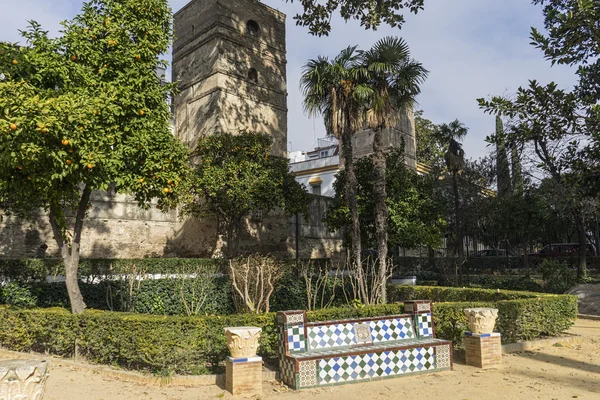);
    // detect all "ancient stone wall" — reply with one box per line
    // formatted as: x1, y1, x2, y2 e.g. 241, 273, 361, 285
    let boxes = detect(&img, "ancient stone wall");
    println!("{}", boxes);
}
0, 194, 345, 260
